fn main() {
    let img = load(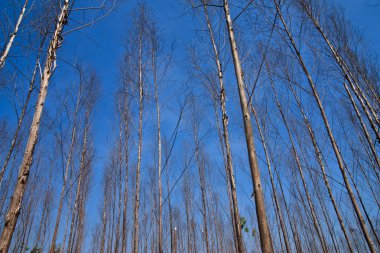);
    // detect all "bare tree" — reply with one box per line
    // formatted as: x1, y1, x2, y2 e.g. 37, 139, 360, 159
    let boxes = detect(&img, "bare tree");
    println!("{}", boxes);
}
251, 105, 291, 253
196, 2, 245, 251
49, 65, 86, 253
149, 22, 164, 253
129, 4, 149, 253
66, 68, 99, 253
0, 1, 70, 251
190, 100, 210, 253
222, 0, 273, 252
